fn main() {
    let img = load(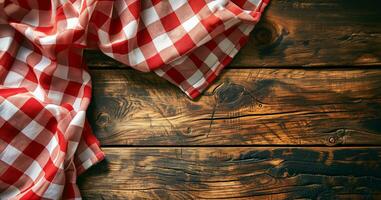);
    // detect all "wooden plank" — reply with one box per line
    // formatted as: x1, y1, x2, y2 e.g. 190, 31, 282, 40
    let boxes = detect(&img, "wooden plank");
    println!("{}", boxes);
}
78, 147, 381, 199
84, 0, 381, 68
88, 69, 381, 146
